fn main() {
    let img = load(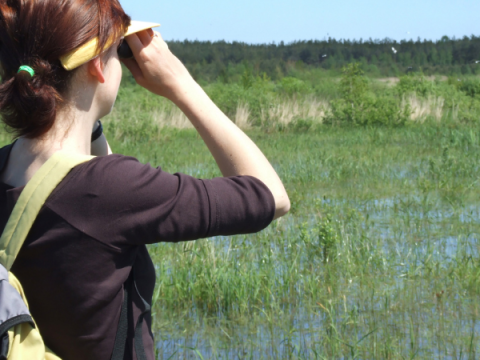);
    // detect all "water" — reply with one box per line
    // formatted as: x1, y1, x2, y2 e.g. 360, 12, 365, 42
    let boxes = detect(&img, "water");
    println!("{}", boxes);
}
152, 193, 480, 359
